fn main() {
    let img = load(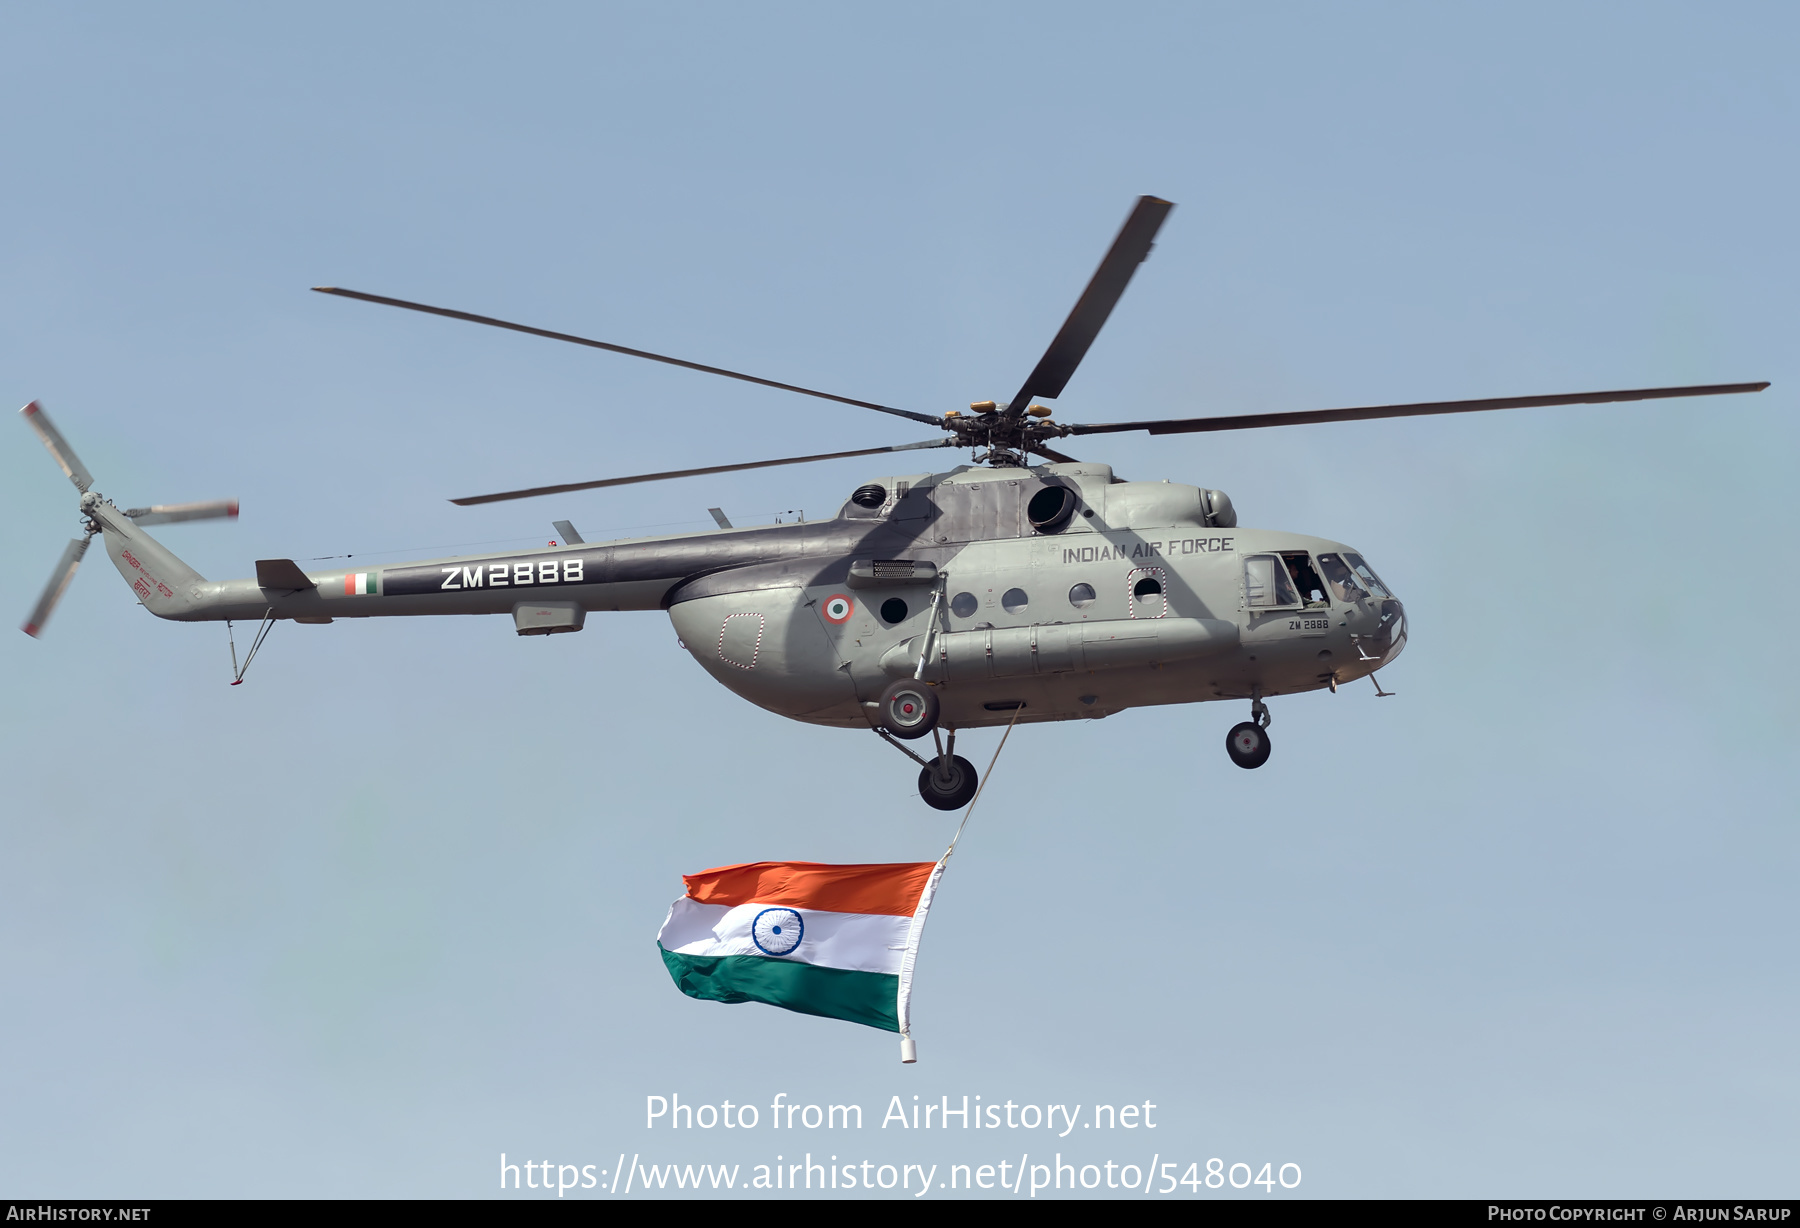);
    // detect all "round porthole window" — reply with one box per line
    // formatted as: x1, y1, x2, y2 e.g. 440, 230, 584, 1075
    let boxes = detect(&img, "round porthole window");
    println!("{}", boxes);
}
1068, 582, 1096, 608
880, 597, 908, 623
950, 591, 978, 618
1001, 588, 1029, 613
1133, 576, 1162, 598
